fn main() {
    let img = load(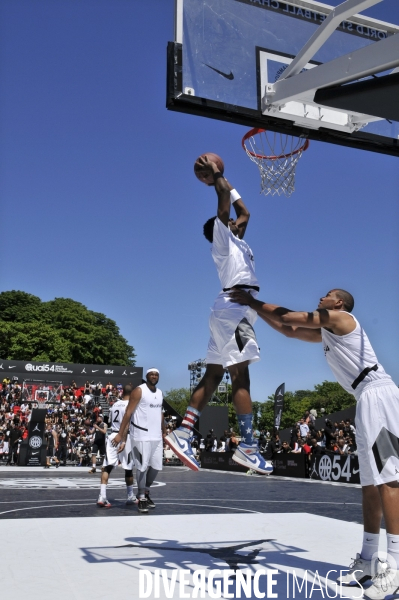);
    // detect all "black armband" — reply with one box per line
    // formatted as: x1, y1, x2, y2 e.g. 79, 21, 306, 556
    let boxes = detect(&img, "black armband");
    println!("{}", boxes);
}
213, 171, 225, 182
